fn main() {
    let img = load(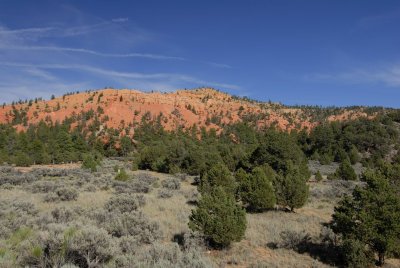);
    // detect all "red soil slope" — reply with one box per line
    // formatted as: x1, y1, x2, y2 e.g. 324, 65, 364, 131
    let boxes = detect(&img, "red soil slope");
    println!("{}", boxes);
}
0, 88, 372, 134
